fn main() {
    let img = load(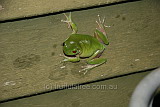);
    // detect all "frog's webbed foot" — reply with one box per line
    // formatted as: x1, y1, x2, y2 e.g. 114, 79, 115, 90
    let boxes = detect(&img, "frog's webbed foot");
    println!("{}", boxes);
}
61, 12, 78, 34
96, 15, 110, 35
79, 64, 102, 75
61, 13, 72, 29
94, 15, 109, 45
